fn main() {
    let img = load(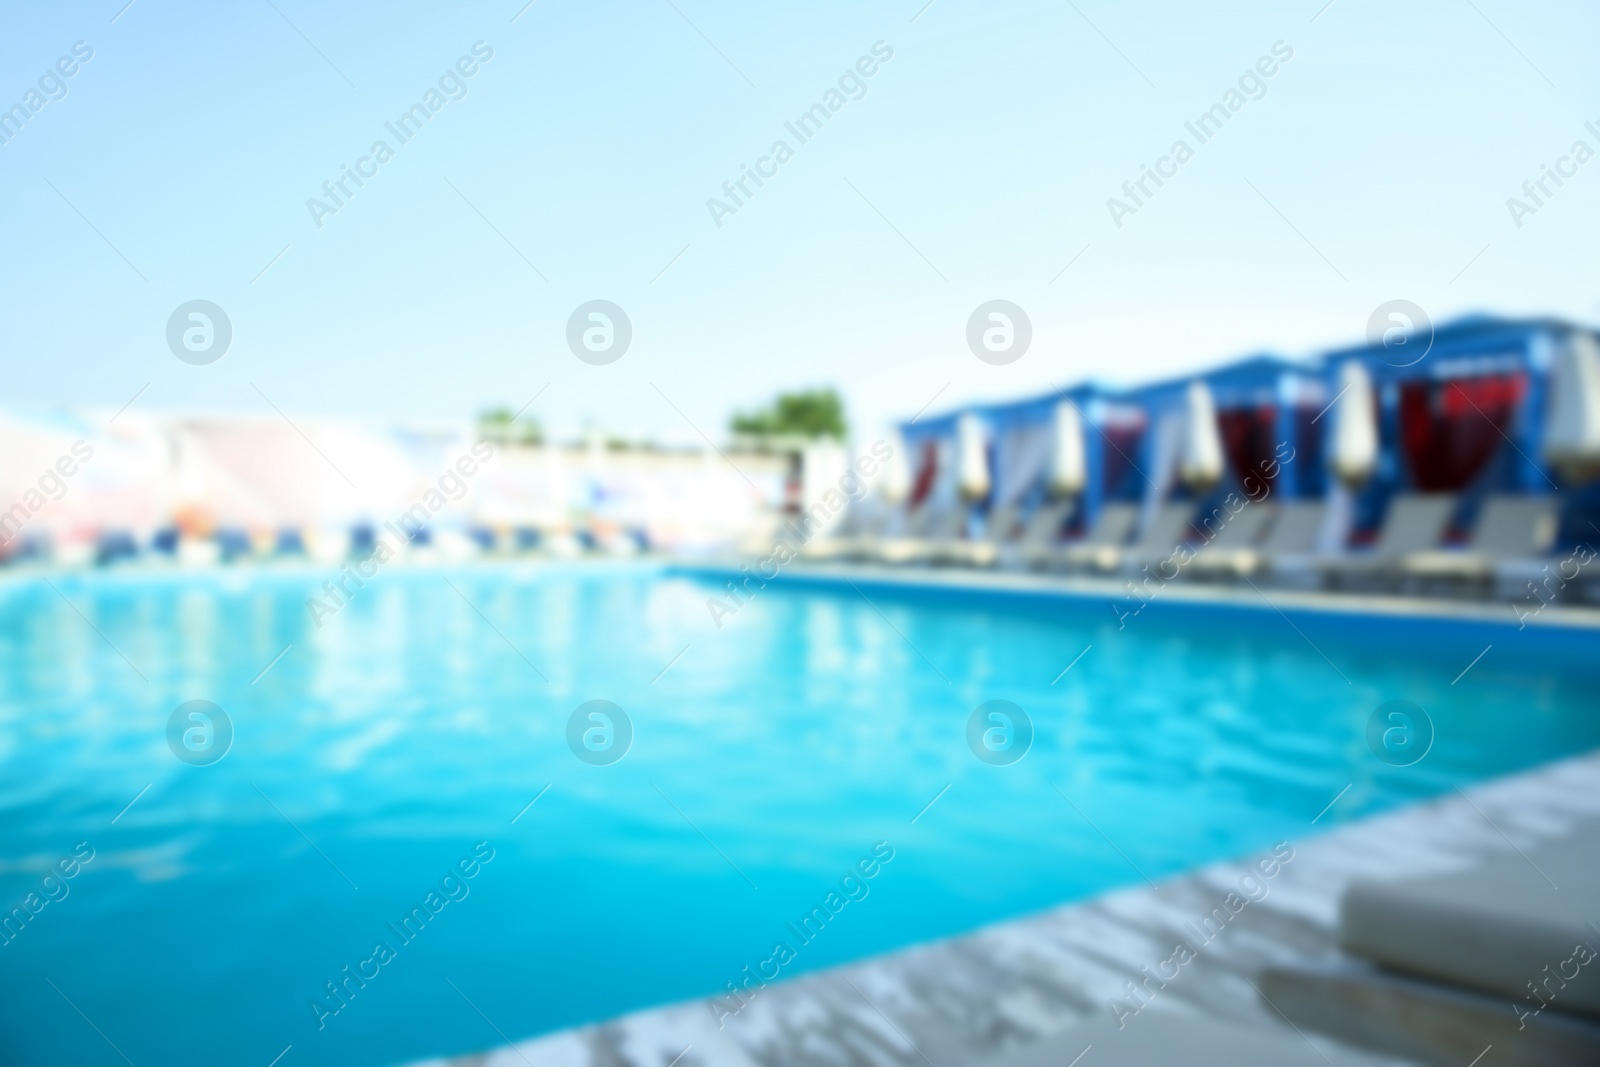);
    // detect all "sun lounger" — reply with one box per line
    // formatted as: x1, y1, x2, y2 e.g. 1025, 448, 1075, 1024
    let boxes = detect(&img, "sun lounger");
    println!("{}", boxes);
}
979, 1006, 1391, 1067
1319, 492, 1457, 590
1009, 499, 1075, 569
874, 502, 966, 564
1257, 500, 1331, 584
1344, 823, 1600, 1016
800, 499, 887, 560
1400, 494, 1561, 594
928, 501, 1019, 567
898, 502, 1017, 568
1262, 821, 1600, 1066
1112, 501, 1200, 575
860, 502, 928, 563
1263, 958, 1600, 1067
1183, 498, 1277, 578
1049, 502, 1139, 571
796, 505, 862, 559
